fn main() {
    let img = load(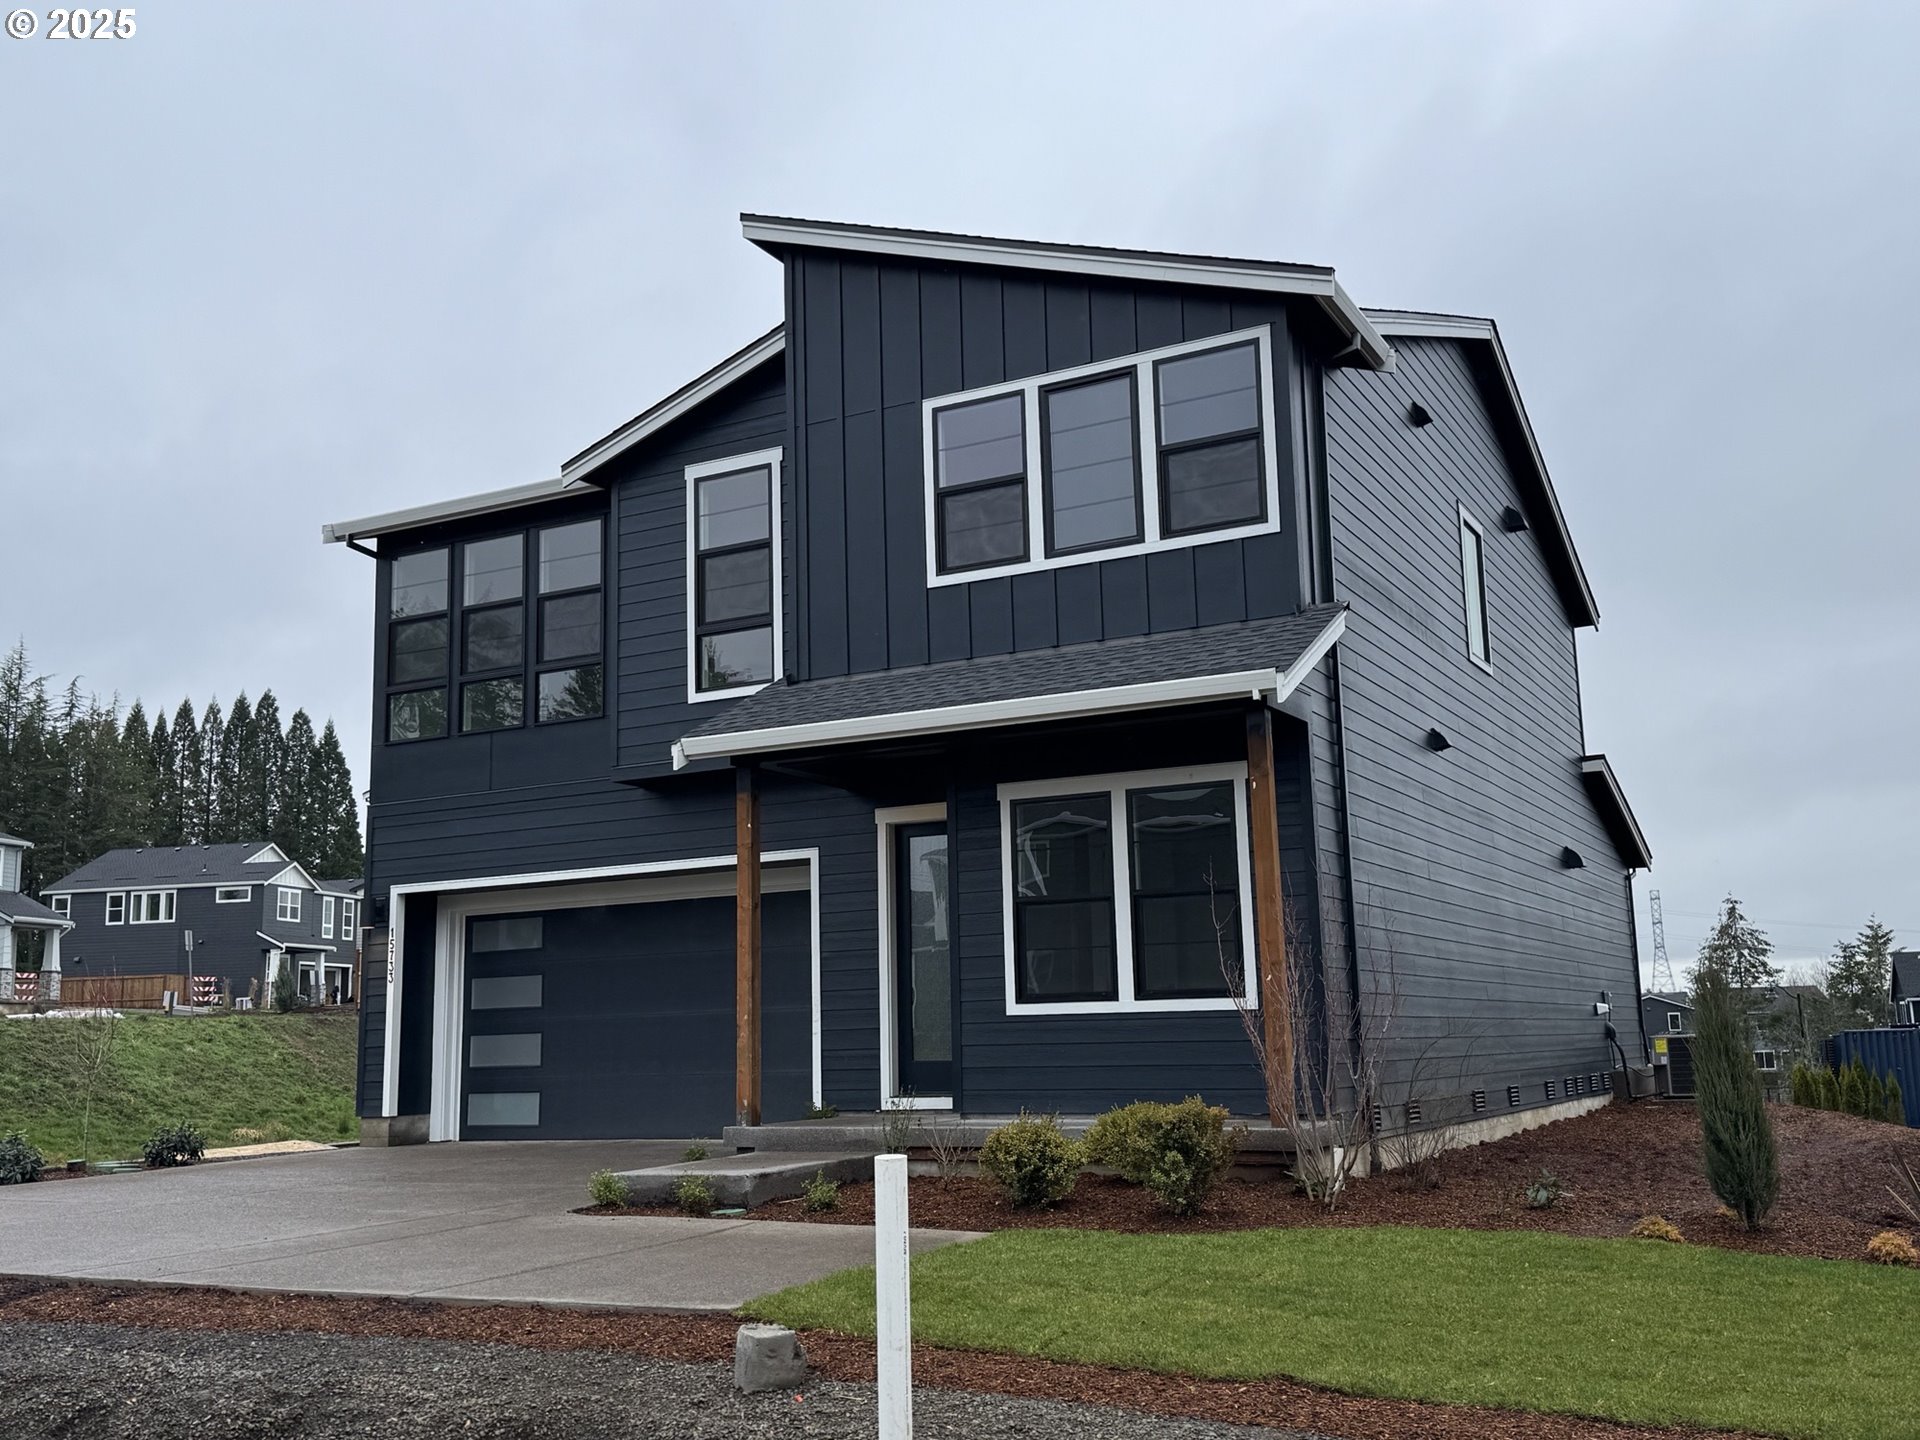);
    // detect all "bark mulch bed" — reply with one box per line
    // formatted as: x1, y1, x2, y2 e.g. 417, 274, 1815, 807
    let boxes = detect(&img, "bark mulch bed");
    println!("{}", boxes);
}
0, 1276, 1761, 1440
596, 1101, 1920, 1263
